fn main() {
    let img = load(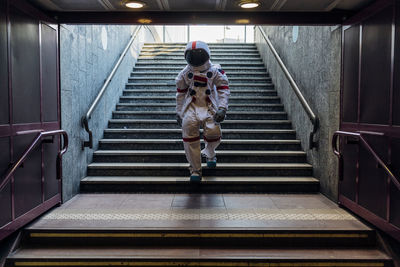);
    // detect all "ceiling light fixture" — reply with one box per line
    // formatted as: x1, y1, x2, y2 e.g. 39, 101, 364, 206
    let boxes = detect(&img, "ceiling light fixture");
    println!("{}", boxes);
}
125, 1, 145, 9
239, 1, 259, 9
